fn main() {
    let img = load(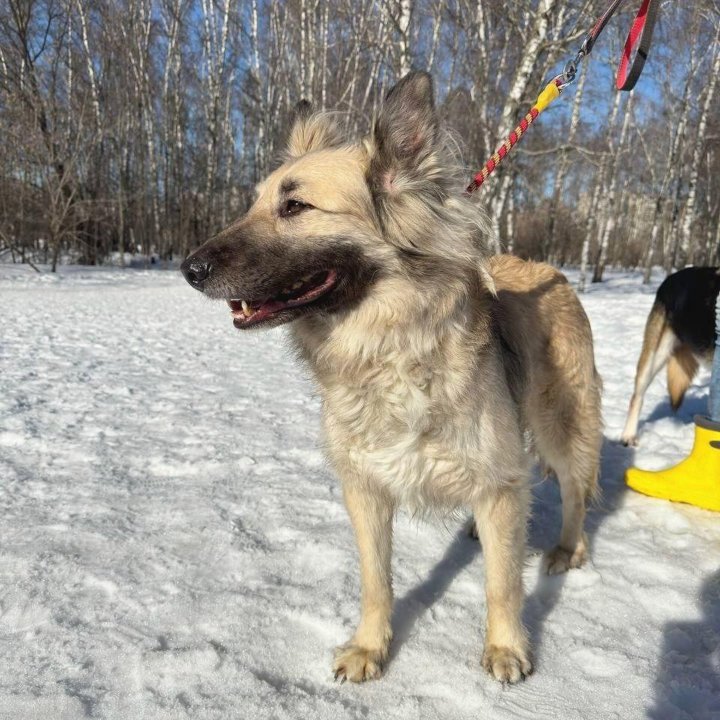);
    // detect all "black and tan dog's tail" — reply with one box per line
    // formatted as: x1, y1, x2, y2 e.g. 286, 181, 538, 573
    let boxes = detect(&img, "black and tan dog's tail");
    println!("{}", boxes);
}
667, 344, 699, 411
